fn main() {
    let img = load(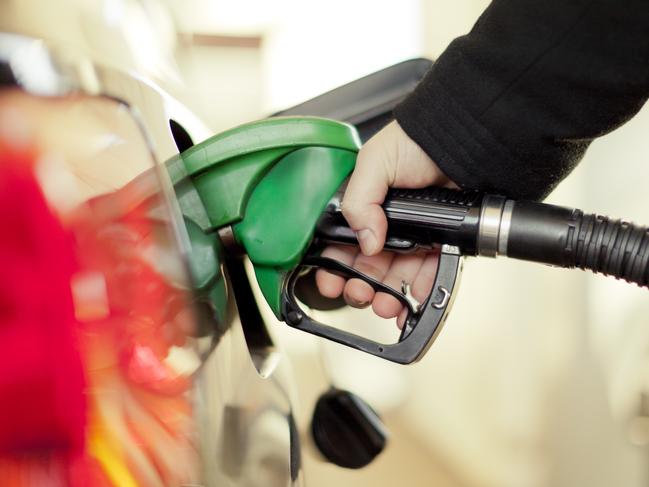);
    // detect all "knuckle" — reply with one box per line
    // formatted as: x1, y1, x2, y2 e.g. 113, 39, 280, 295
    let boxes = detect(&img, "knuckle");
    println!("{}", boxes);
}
340, 199, 363, 219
